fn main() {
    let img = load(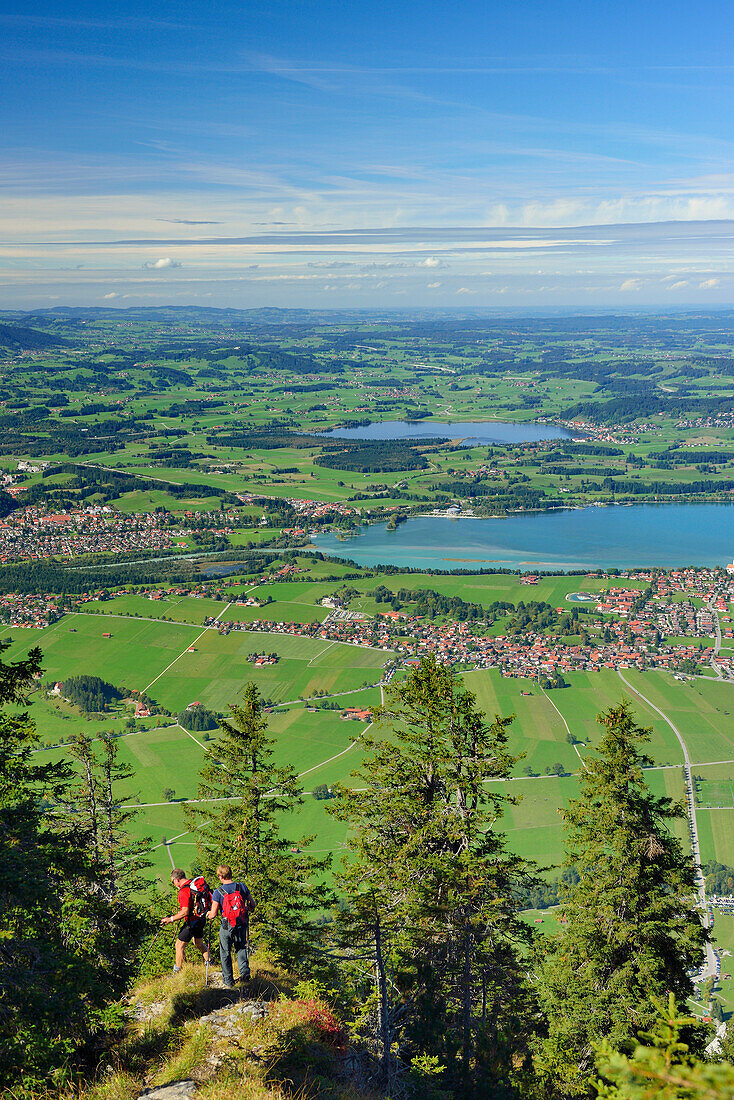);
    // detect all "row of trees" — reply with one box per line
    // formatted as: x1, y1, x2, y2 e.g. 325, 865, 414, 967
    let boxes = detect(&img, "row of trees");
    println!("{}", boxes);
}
2, 647, 732, 1096
186, 657, 727, 1098
0, 643, 149, 1092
